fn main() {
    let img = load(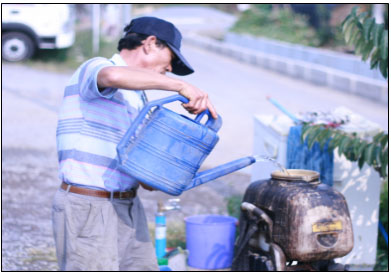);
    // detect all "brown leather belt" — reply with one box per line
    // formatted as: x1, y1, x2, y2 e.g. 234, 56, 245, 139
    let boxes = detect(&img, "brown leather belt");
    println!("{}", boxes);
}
61, 182, 137, 199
